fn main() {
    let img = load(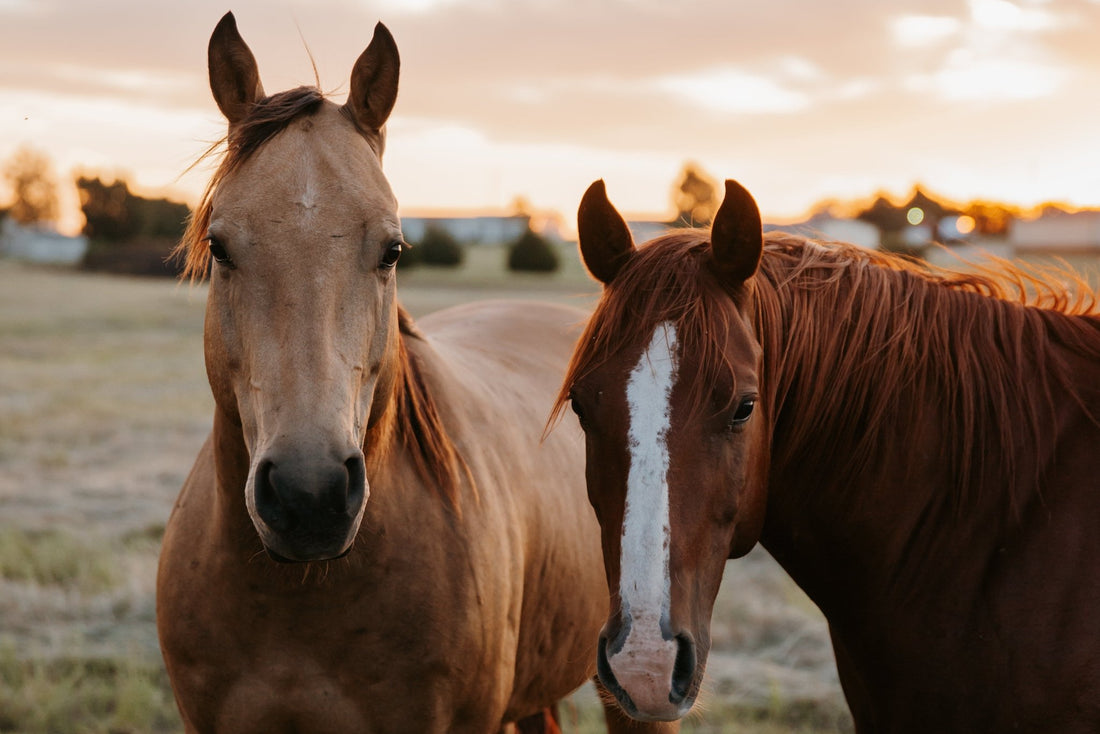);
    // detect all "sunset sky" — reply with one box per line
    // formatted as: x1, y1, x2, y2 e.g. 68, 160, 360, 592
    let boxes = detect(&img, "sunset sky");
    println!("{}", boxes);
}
3, 0, 1100, 235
